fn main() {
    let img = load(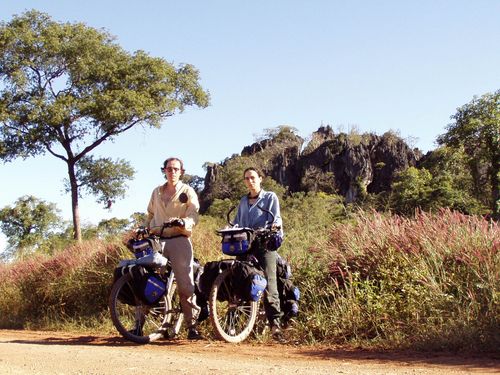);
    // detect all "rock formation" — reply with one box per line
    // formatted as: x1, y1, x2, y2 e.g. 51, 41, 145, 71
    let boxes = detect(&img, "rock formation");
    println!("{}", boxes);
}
200, 126, 421, 211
